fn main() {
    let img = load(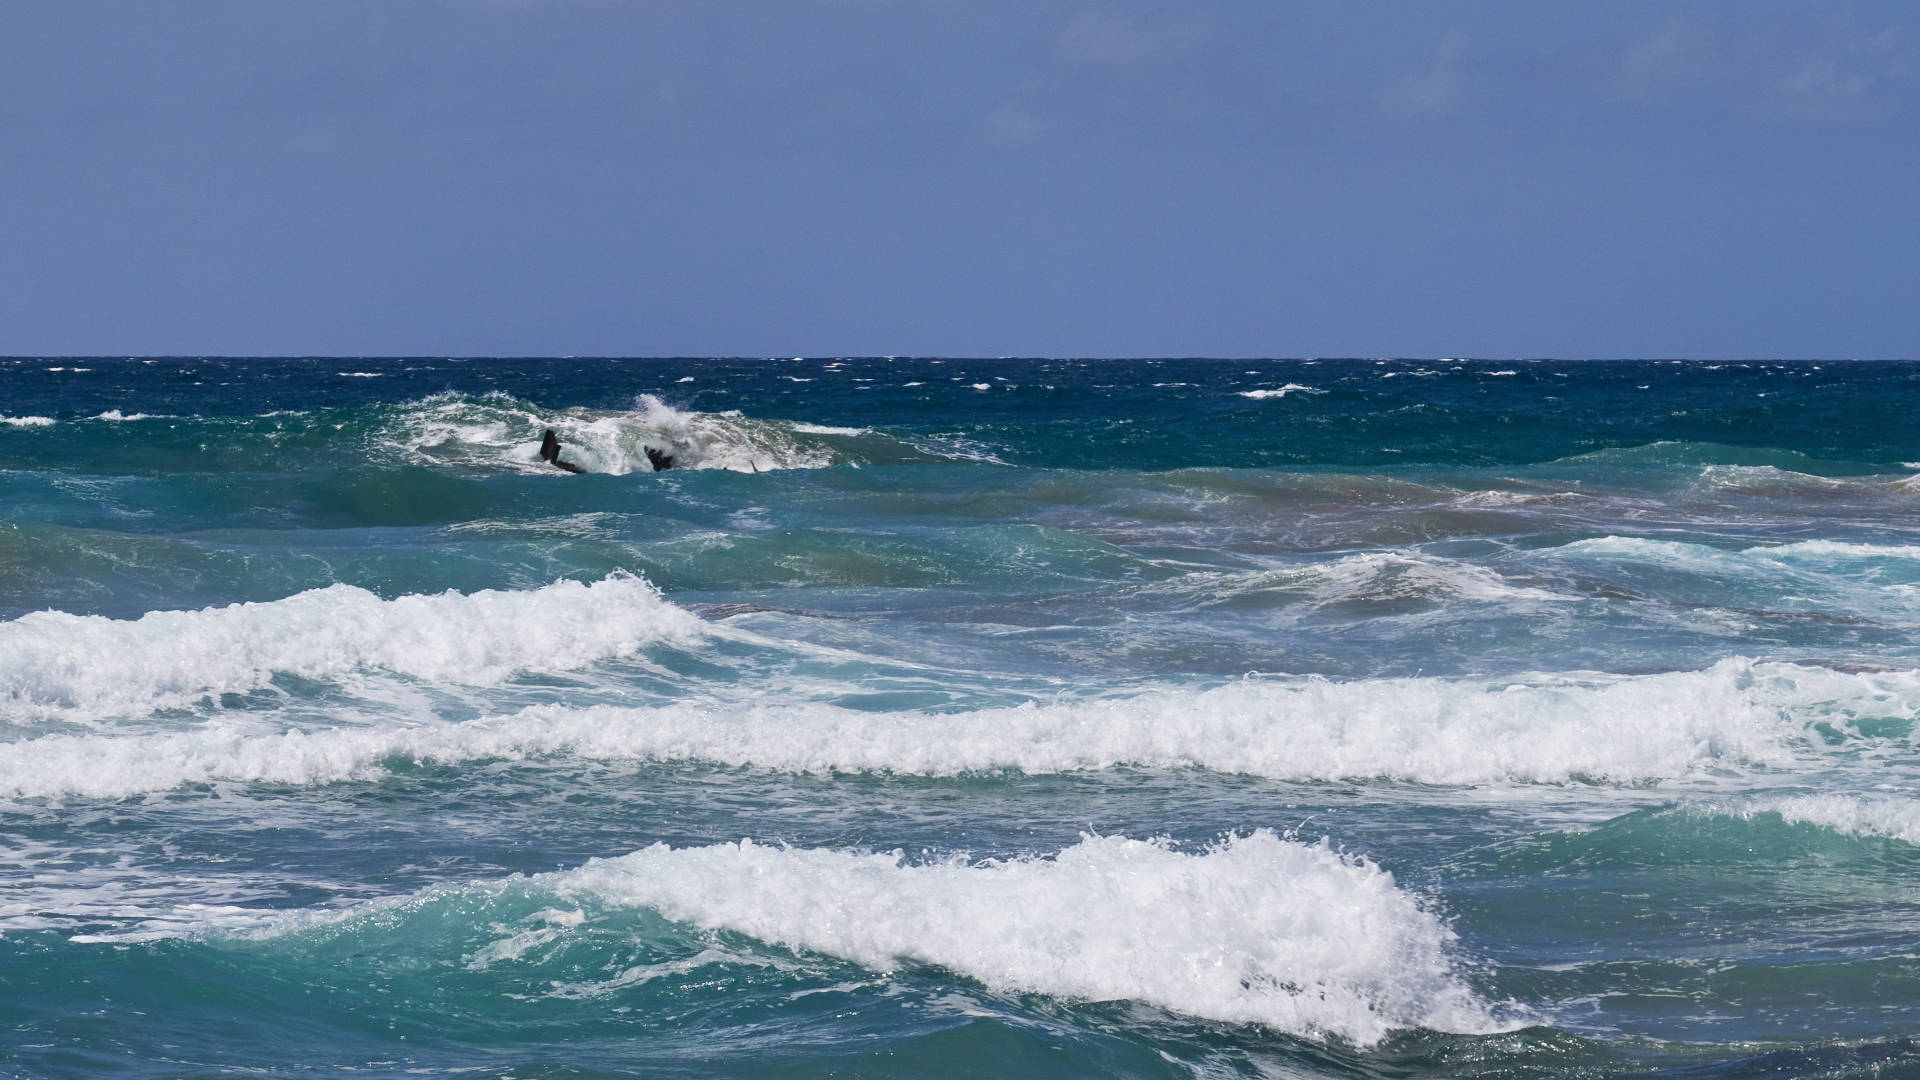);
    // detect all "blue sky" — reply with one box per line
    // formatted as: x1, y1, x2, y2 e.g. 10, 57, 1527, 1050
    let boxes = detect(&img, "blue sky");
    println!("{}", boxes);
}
1, 1, 1914, 358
